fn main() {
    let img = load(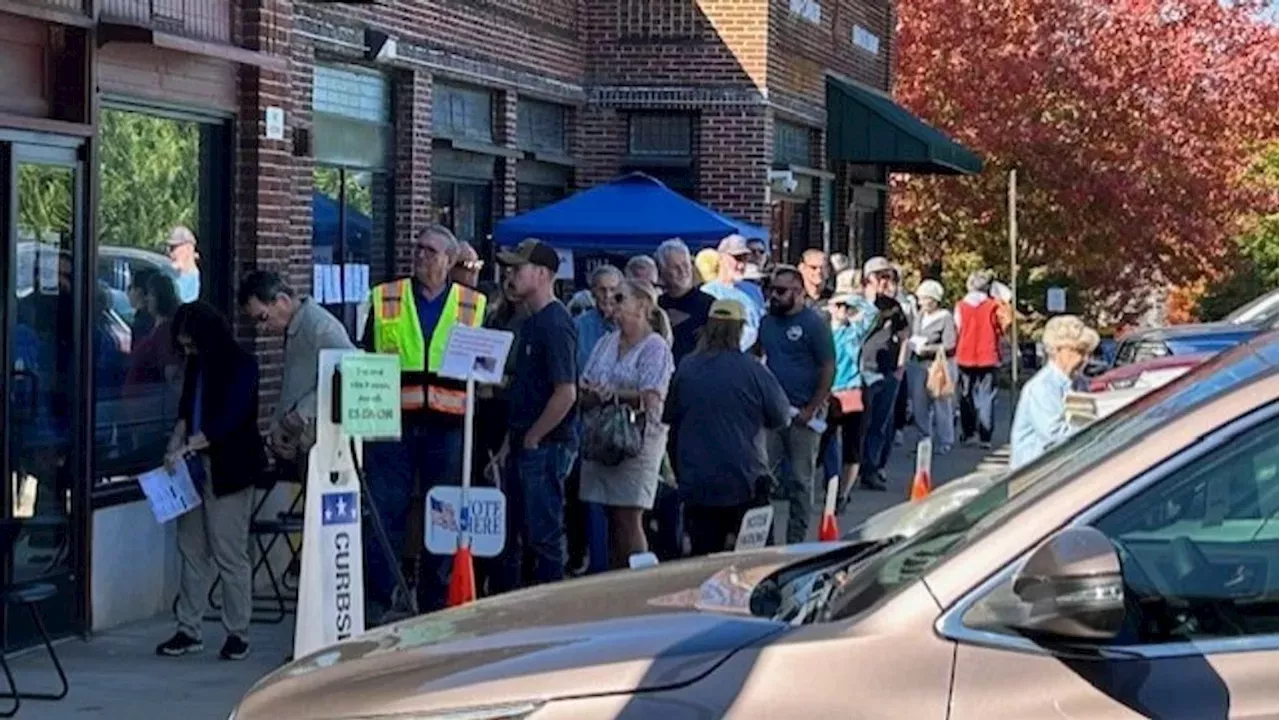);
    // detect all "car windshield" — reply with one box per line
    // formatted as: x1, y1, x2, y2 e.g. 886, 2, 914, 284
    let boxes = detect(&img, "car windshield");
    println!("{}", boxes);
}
824, 334, 1278, 622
